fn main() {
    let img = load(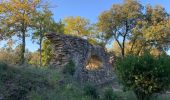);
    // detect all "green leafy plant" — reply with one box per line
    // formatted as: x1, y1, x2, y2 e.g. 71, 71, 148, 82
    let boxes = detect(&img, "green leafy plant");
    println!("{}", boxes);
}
42, 39, 54, 66
63, 60, 75, 75
83, 84, 99, 99
104, 88, 116, 100
0, 62, 7, 71
116, 54, 170, 100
